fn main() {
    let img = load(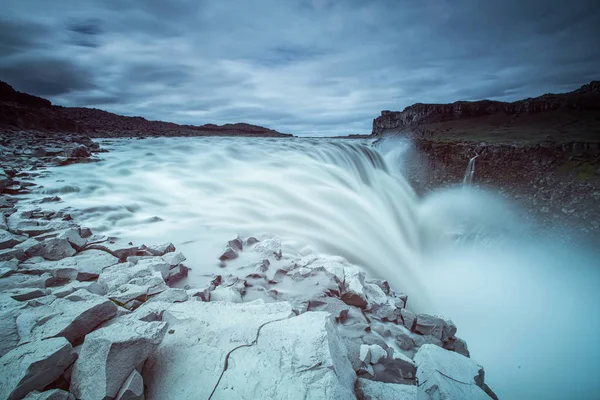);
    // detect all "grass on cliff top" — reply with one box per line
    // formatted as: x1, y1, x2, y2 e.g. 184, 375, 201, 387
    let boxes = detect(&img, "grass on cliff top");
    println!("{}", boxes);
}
412, 109, 600, 145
